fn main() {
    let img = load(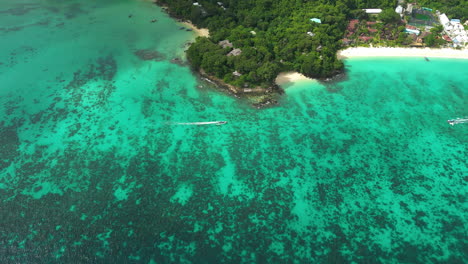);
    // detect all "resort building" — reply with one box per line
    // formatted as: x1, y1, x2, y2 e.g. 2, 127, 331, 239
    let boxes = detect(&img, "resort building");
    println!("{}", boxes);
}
439, 13, 468, 47
347, 19, 359, 35
395, 5, 404, 17
232, 71, 242, 77
442, 35, 452, 42
310, 18, 322, 24
405, 28, 420, 35
217, 2, 226, 10
406, 3, 413, 15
